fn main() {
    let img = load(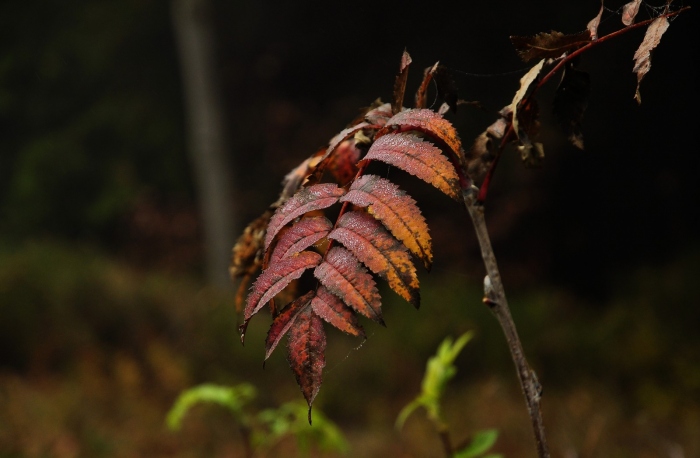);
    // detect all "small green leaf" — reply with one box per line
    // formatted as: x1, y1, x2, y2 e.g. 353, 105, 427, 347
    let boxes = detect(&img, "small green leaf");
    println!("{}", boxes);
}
453, 429, 499, 458
166, 383, 256, 431
396, 332, 473, 430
